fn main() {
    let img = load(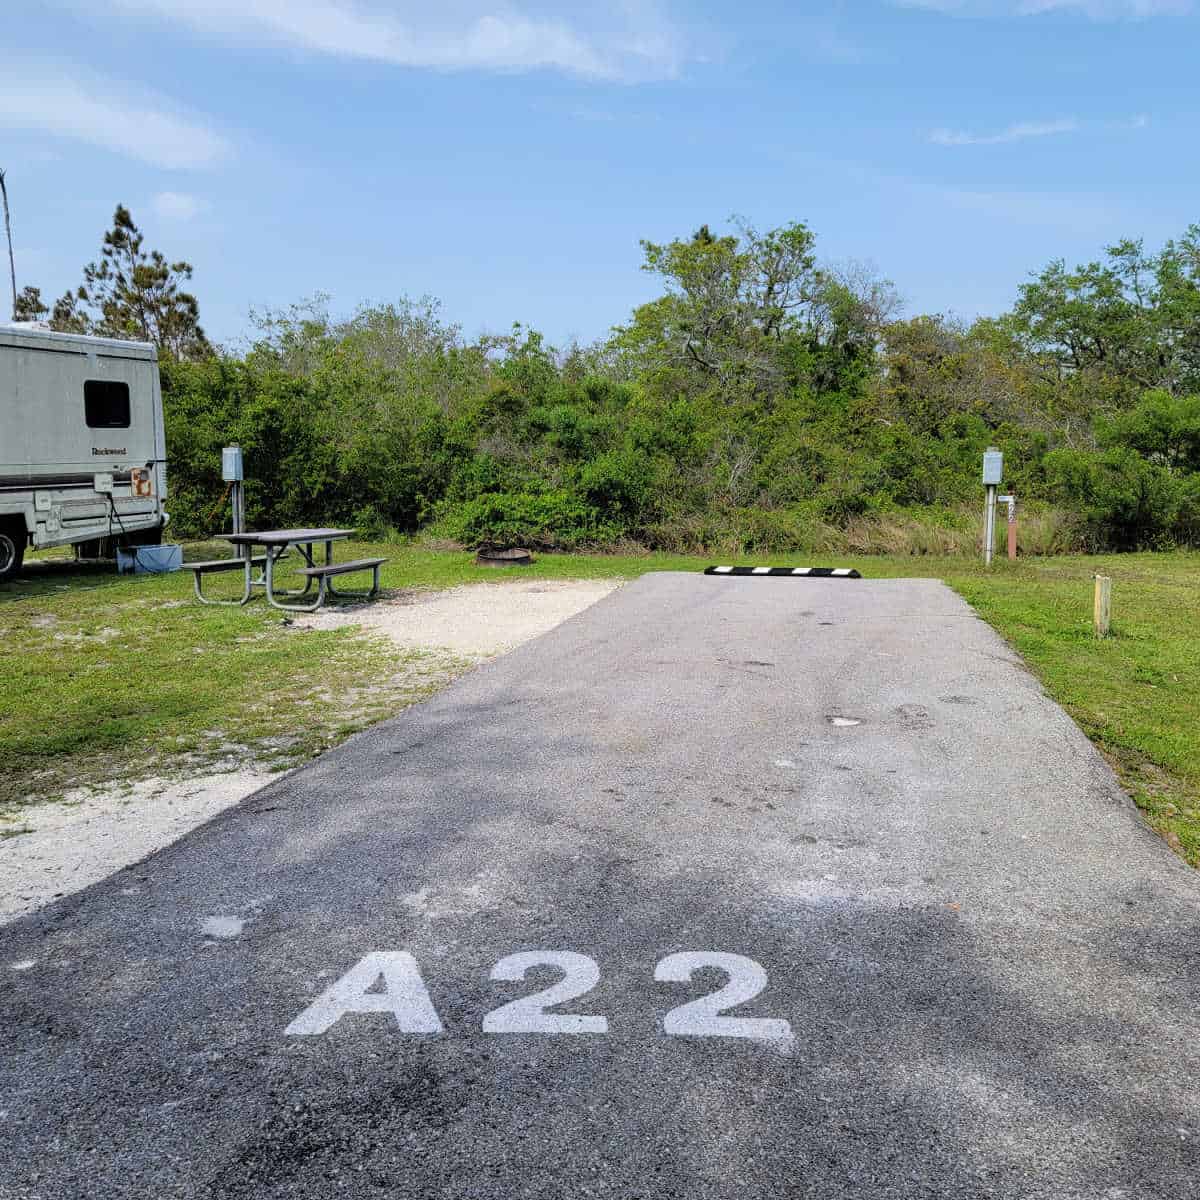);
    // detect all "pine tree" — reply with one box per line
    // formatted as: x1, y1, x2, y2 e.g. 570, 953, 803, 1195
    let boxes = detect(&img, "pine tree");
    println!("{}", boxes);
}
51, 205, 212, 358
12, 285, 48, 322
49, 289, 91, 334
